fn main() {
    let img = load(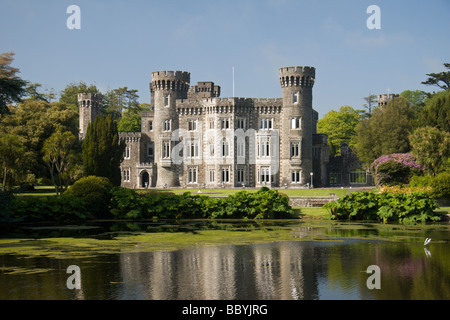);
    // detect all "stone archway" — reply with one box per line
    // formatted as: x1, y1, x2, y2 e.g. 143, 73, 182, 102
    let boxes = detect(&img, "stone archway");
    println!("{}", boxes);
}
141, 171, 150, 188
